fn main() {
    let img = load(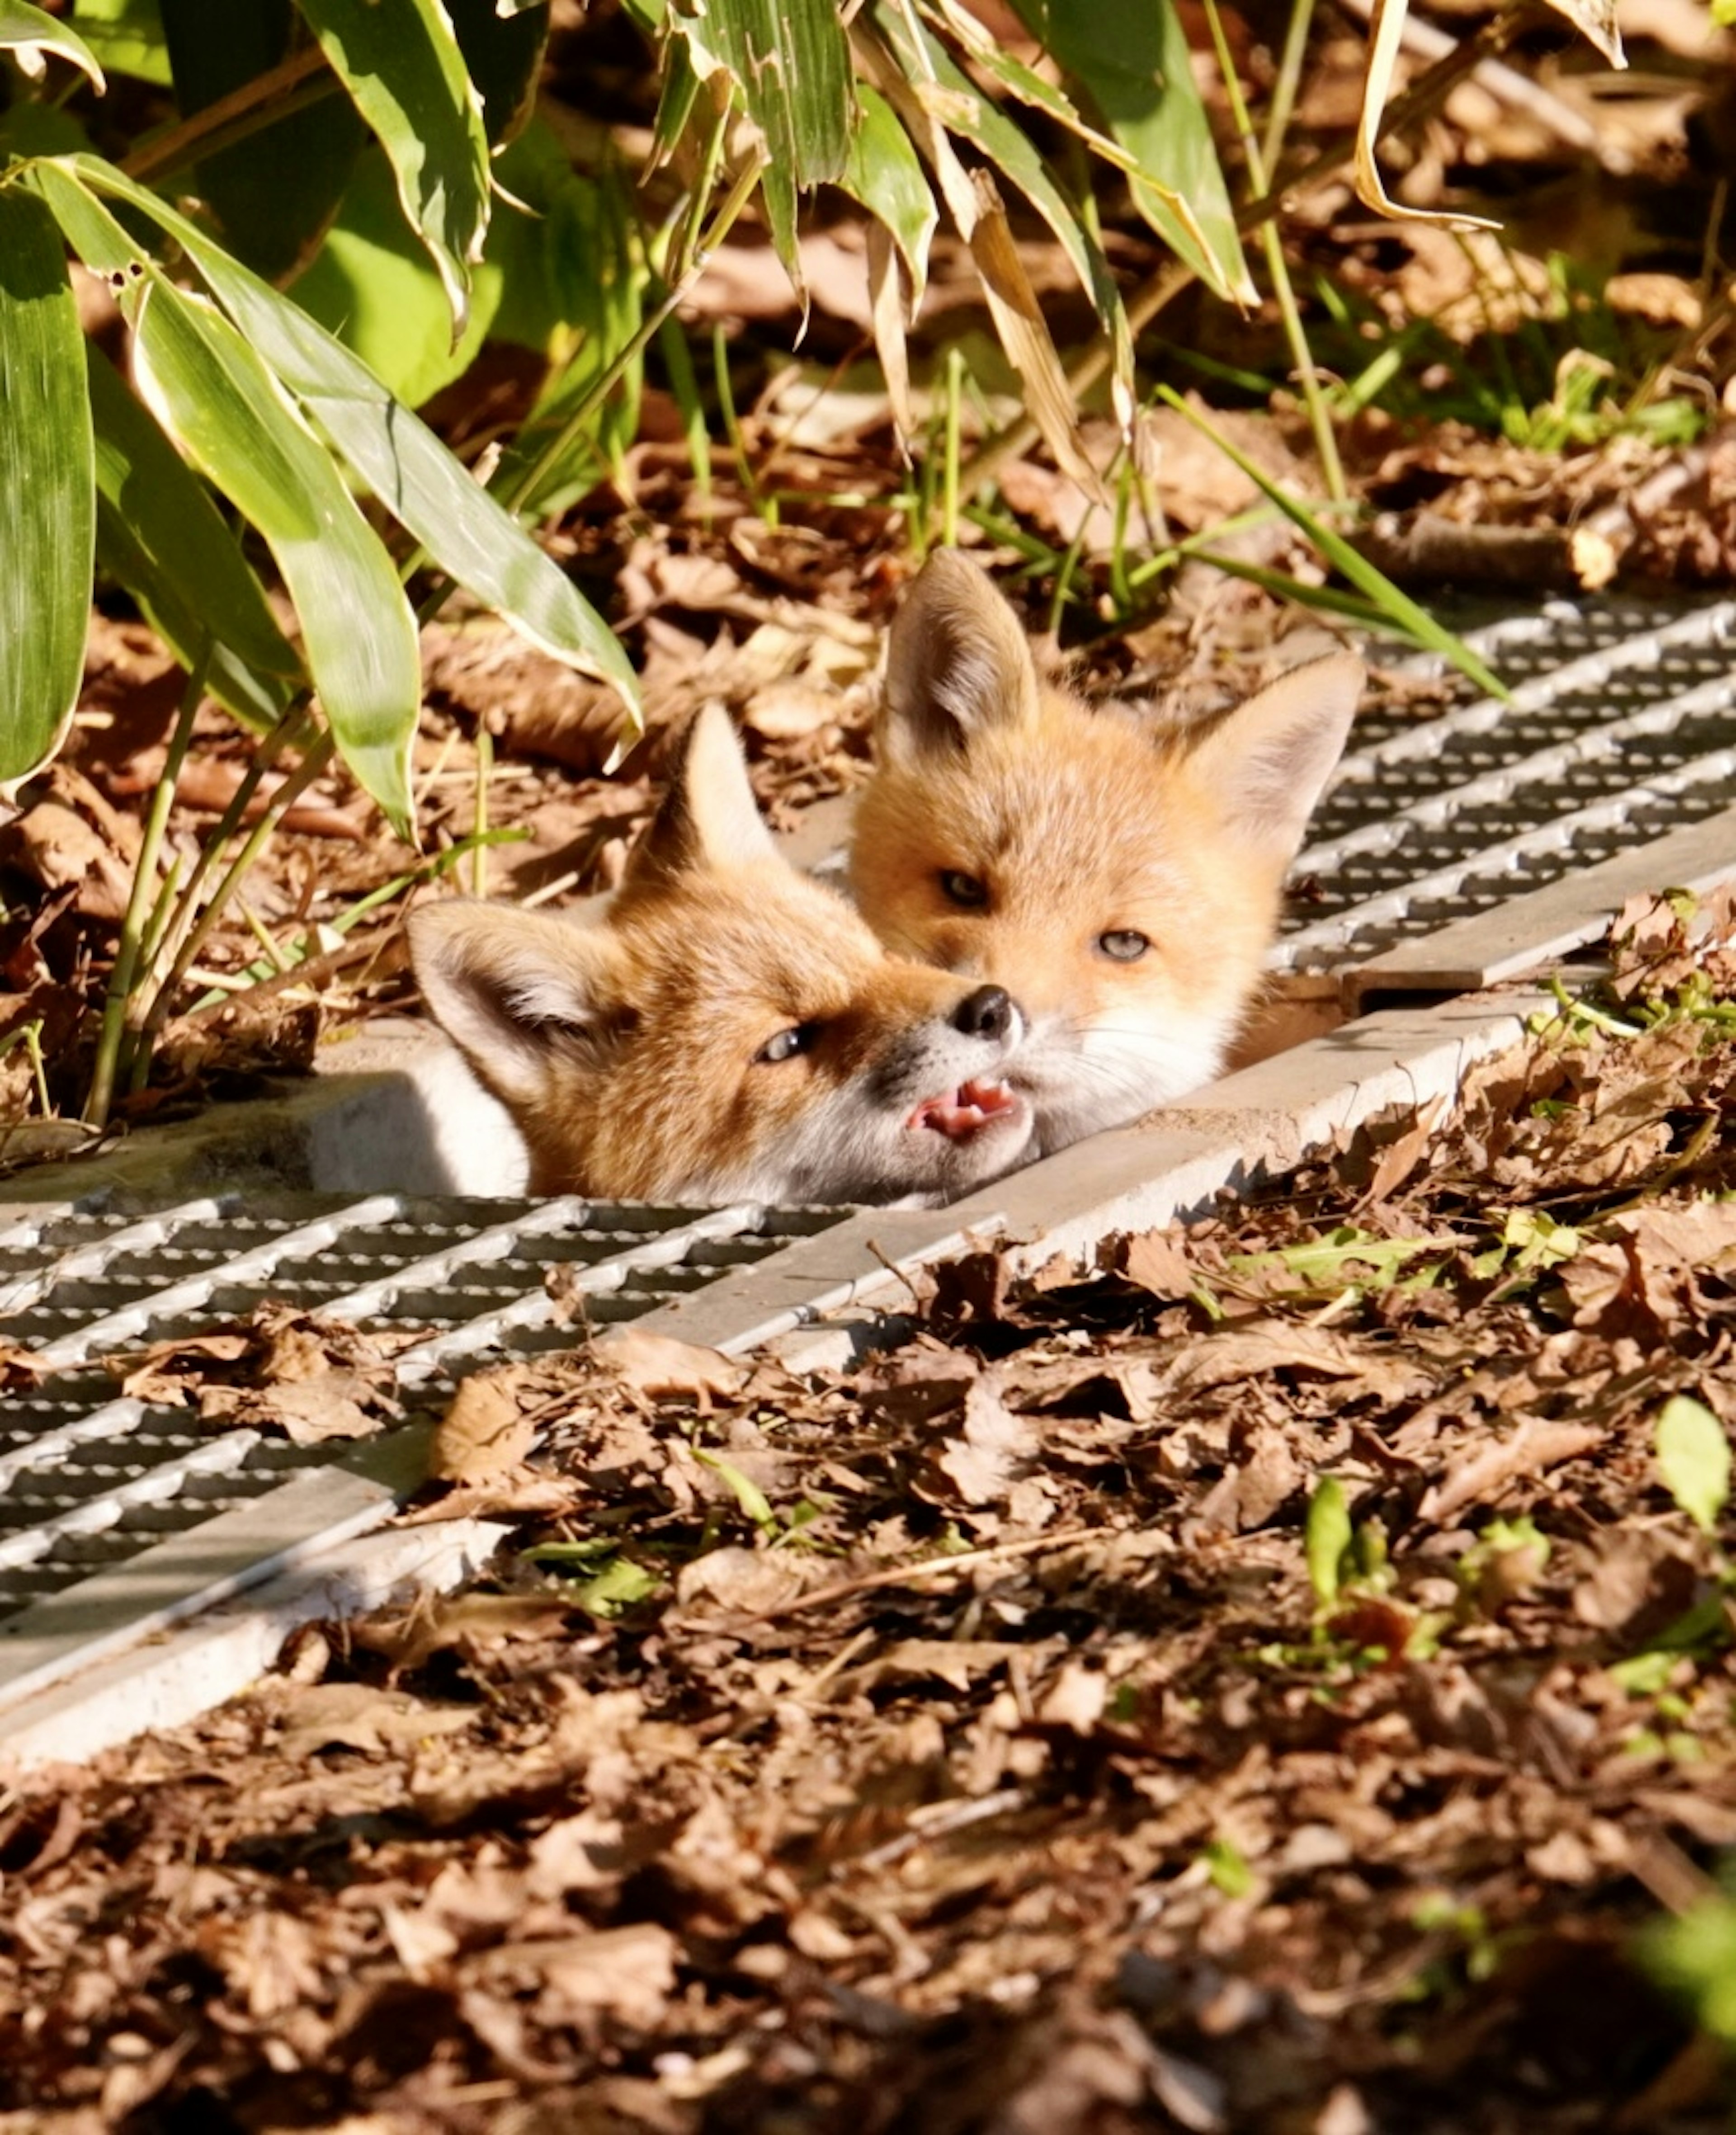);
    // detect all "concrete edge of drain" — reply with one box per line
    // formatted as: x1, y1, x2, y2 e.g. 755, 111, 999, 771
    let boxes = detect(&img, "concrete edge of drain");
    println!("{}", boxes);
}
0, 978, 1566, 1772
0, 1517, 513, 1774
629, 983, 1557, 1371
